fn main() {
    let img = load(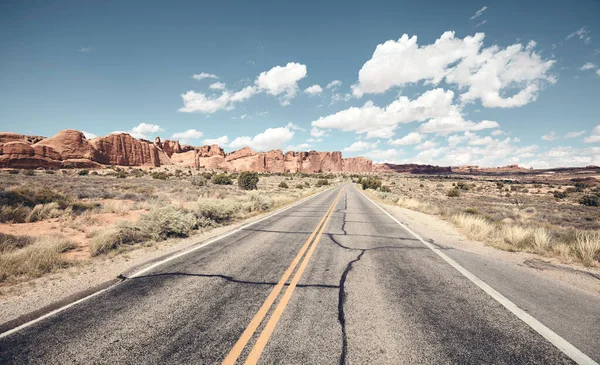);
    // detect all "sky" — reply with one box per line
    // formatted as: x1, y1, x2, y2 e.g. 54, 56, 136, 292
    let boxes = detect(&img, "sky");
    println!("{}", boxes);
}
1, 0, 599, 168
